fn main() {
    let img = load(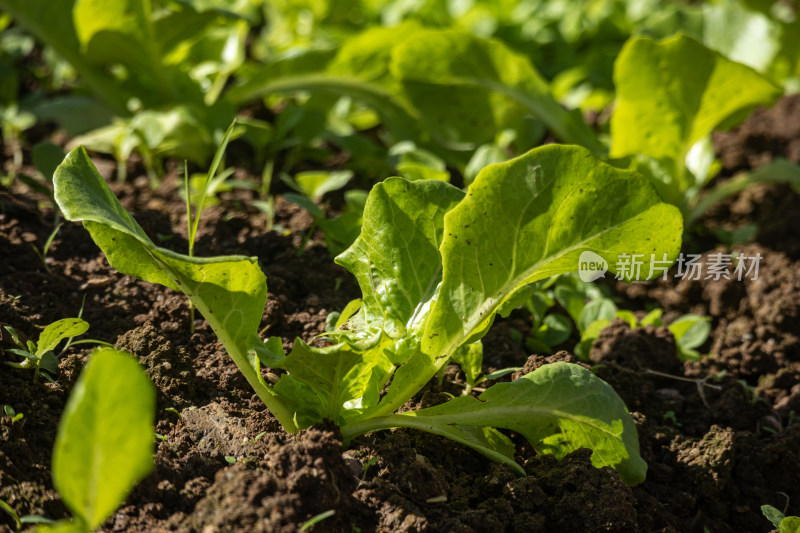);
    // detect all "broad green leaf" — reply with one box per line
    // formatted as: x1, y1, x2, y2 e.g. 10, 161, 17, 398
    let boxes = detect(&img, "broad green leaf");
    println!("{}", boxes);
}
275, 339, 392, 424
390, 31, 603, 153
54, 147, 263, 357
336, 178, 464, 339
428, 144, 680, 358
669, 314, 711, 361
358, 362, 646, 485
345, 415, 522, 474
52, 348, 155, 530
53, 146, 296, 430
371, 144, 682, 418
32, 142, 66, 183
327, 22, 425, 86
554, 284, 586, 325
464, 143, 507, 186
73, 0, 152, 73
0, 0, 130, 113
610, 34, 781, 199
35, 318, 89, 357
410, 362, 645, 484
39, 351, 60, 377
525, 337, 553, 355
226, 74, 421, 142
388, 142, 450, 183
575, 318, 611, 361
32, 95, 115, 136
615, 310, 638, 329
